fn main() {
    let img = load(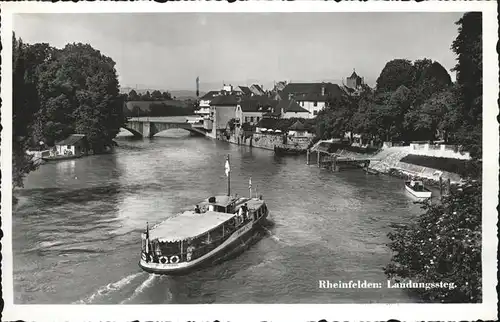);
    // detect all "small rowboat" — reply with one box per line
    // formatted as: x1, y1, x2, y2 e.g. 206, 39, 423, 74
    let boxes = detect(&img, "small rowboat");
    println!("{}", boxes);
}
405, 180, 432, 198
41, 154, 82, 162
